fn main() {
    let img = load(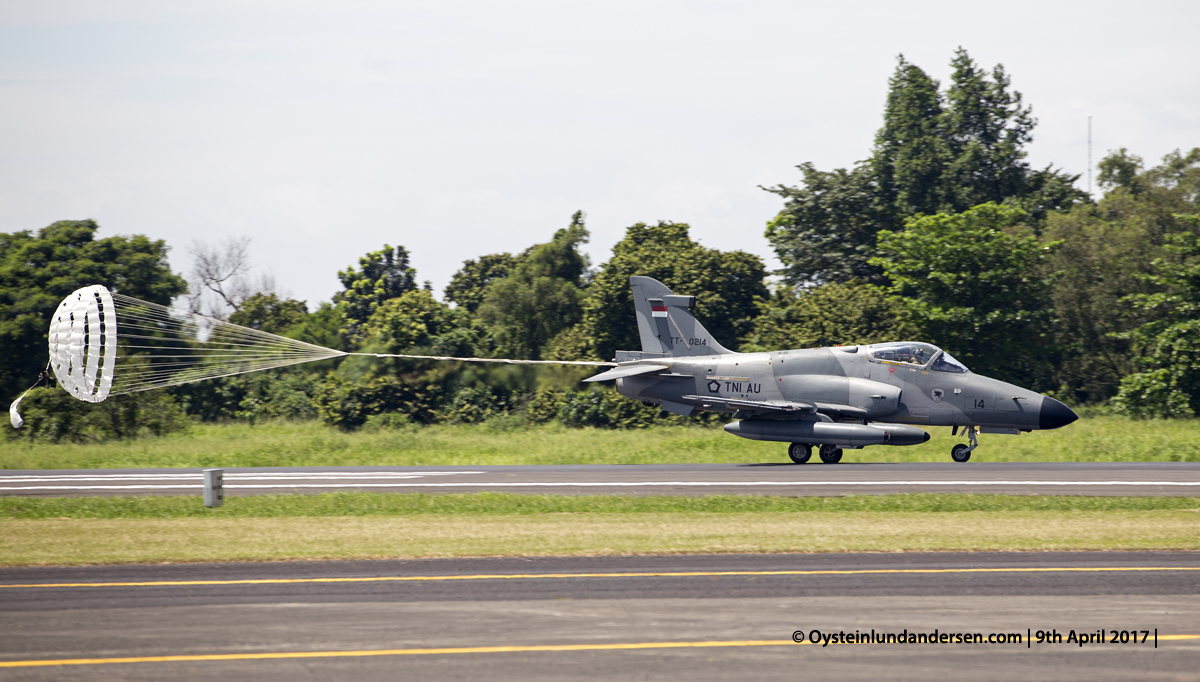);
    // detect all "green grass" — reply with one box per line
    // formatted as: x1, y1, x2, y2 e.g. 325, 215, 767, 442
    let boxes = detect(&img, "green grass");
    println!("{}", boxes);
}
4, 493, 1197, 565
3, 492, 1198, 519
3, 415, 1200, 469
5, 510, 1198, 565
